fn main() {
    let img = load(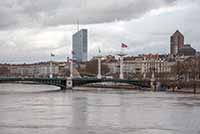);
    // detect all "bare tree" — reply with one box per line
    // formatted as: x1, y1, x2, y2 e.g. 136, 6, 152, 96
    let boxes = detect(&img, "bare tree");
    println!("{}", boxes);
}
84, 59, 110, 76
0, 66, 10, 77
